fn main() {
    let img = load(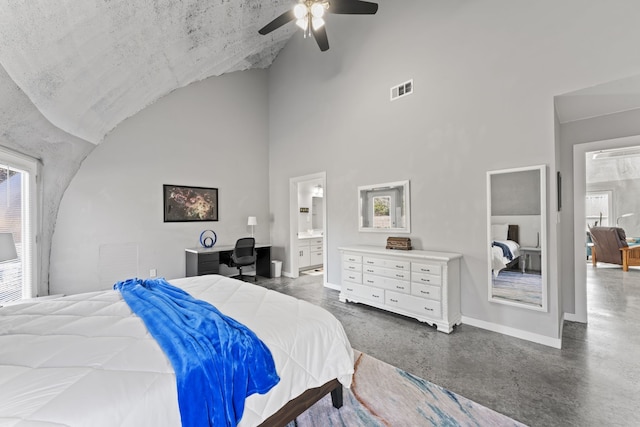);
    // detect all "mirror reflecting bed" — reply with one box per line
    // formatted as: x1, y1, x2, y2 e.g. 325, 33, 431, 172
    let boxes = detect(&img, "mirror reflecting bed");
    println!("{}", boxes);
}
487, 165, 547, 311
